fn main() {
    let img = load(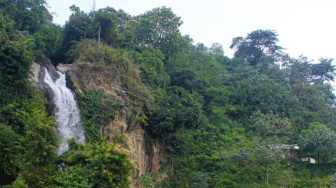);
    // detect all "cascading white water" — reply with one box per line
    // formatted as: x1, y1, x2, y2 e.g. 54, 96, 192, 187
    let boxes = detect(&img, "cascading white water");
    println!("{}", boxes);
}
43, 68, 85, 155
